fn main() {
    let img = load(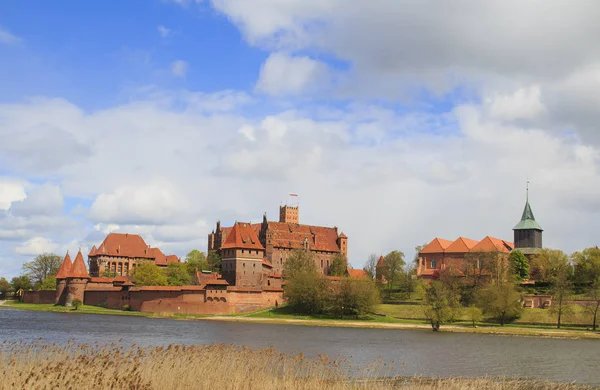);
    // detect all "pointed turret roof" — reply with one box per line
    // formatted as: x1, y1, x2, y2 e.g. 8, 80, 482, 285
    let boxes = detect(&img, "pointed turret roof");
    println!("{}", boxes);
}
69, 250, 91, 279
56, 252, 73, 280
513, 199, 543, 231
